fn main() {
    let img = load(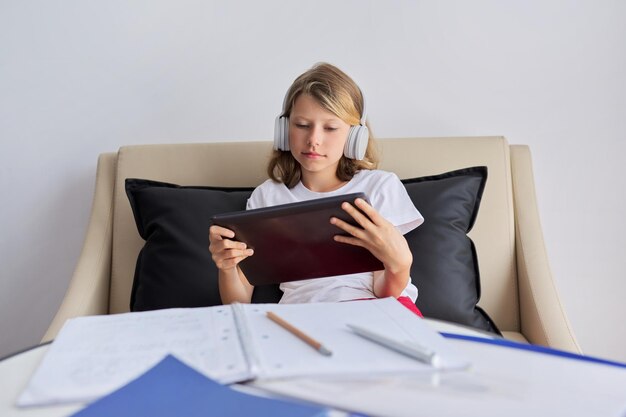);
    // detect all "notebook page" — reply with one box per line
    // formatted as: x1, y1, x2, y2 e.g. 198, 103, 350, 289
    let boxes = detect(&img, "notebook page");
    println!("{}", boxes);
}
17, 306, 251, 407
242, 297, 469, 380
